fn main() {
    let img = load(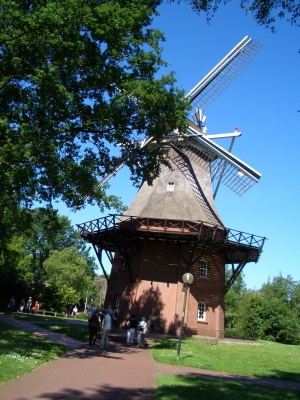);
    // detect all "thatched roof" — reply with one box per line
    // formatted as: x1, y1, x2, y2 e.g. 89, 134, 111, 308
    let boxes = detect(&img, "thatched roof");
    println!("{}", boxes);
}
124, 146, 223, 227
